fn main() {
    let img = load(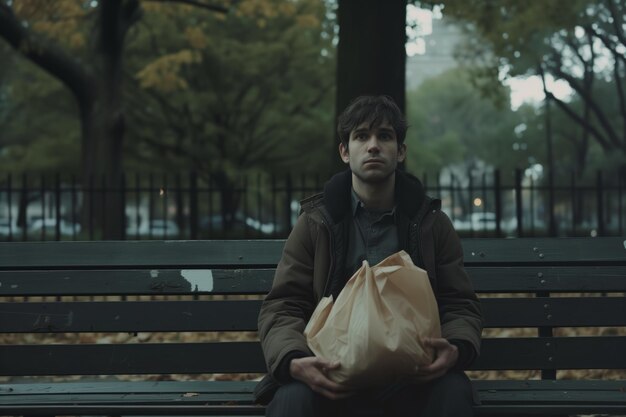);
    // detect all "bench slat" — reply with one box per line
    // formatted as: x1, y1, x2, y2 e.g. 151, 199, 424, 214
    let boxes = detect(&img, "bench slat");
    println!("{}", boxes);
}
0, 404, 264, 416
1, 300, 261, 333
3, 297, 626, 333
474, 336, 626, 370
2, 337, 626, 376
1, 238, 624, 269
468, 266, 626, 292
2, 265, 625, 297
0, 269, 275, 296
1, 380, 257, 395
0, 342, 266, 376
0, 240, 284, 270
1, 380, 625, 417
461, 237, 626, 264
482, 297, 626, 327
